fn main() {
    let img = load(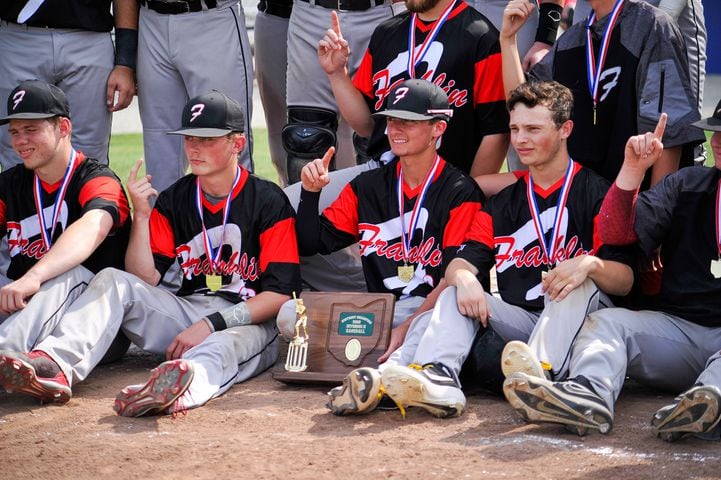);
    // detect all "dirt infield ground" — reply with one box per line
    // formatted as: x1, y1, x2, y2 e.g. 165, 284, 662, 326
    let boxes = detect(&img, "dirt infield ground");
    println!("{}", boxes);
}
0, 348, 719, 480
